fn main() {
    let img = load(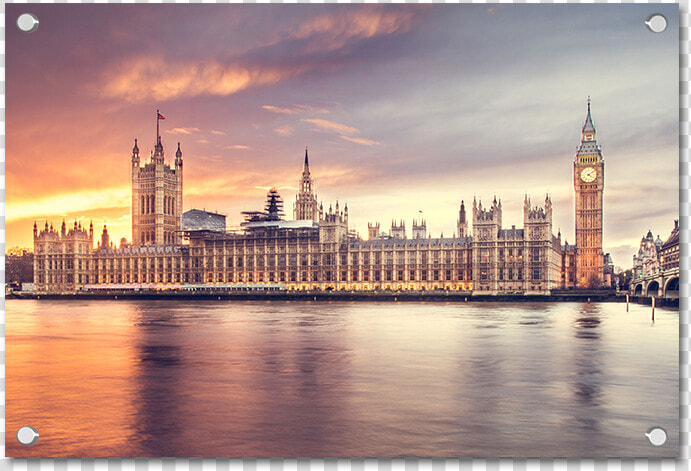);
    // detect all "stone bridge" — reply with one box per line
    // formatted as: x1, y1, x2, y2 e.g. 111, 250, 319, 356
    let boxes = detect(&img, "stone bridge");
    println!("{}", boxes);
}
631, 267, 680, 299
